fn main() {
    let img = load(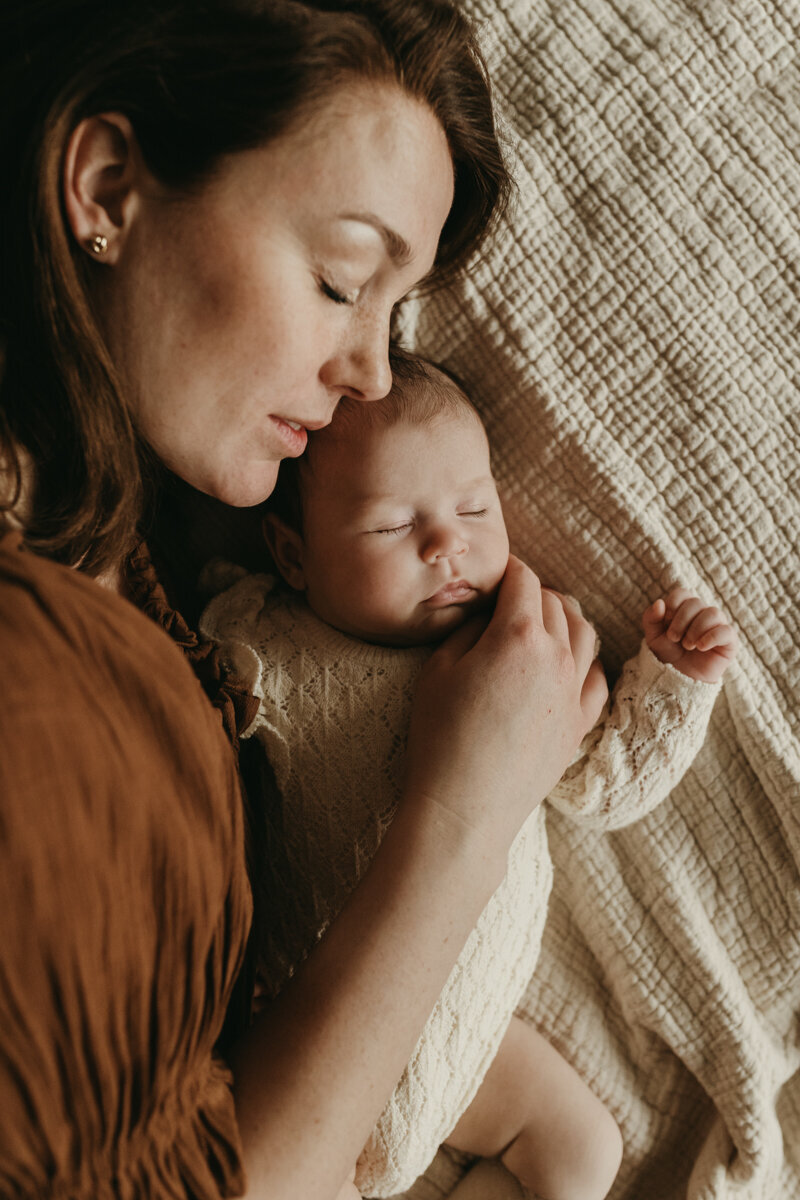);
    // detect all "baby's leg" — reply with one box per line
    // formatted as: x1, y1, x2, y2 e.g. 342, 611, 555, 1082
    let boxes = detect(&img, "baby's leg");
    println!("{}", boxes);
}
446, 1016, 622, 1200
